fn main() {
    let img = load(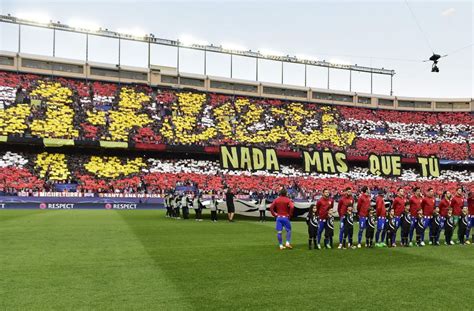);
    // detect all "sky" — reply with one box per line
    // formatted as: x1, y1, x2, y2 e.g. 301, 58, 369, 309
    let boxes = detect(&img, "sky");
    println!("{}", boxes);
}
0, 0, 472, 98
